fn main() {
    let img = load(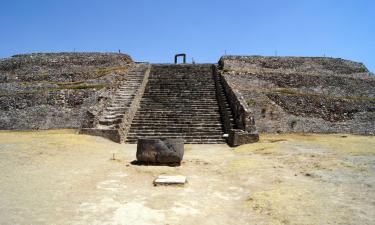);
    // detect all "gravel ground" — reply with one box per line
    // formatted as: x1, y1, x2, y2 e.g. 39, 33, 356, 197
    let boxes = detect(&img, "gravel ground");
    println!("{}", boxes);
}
0, 130, 374, 225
